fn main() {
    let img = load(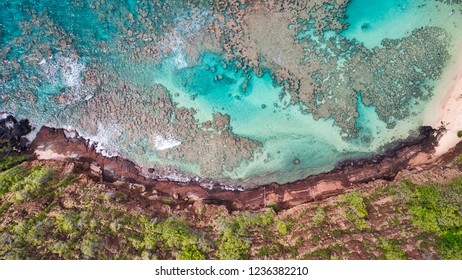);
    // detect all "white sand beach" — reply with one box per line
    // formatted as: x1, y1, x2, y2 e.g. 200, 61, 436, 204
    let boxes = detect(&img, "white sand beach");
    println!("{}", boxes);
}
424, 47, 462, 157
